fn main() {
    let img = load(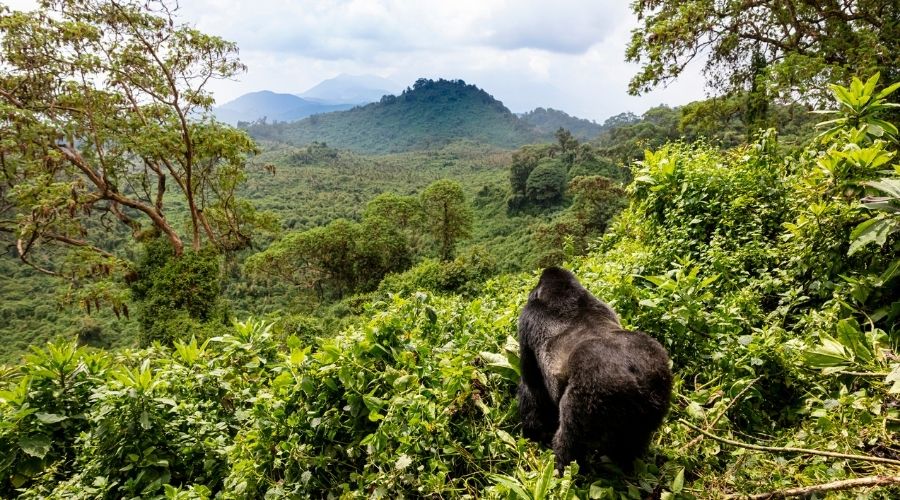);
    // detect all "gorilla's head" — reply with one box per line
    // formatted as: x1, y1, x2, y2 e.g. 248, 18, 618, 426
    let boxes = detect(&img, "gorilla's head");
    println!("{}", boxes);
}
528, 266, 585, 316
